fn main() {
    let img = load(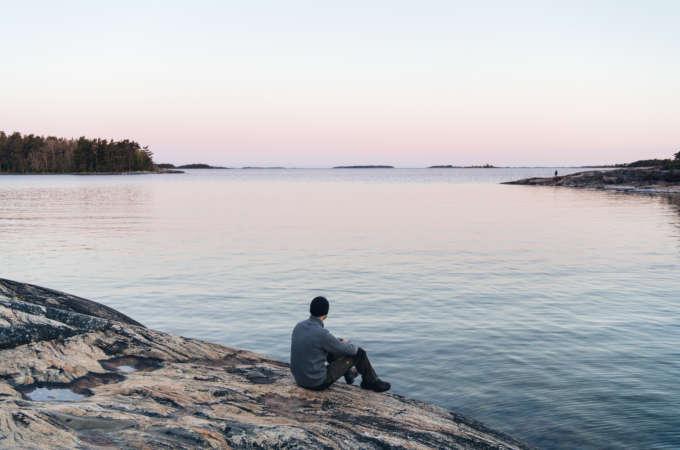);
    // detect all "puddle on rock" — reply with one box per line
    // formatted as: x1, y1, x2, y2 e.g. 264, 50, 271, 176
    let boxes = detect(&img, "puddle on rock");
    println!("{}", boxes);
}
23, 386, 88, 402
18, 372, 125, 402
99, 356, 163, 374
